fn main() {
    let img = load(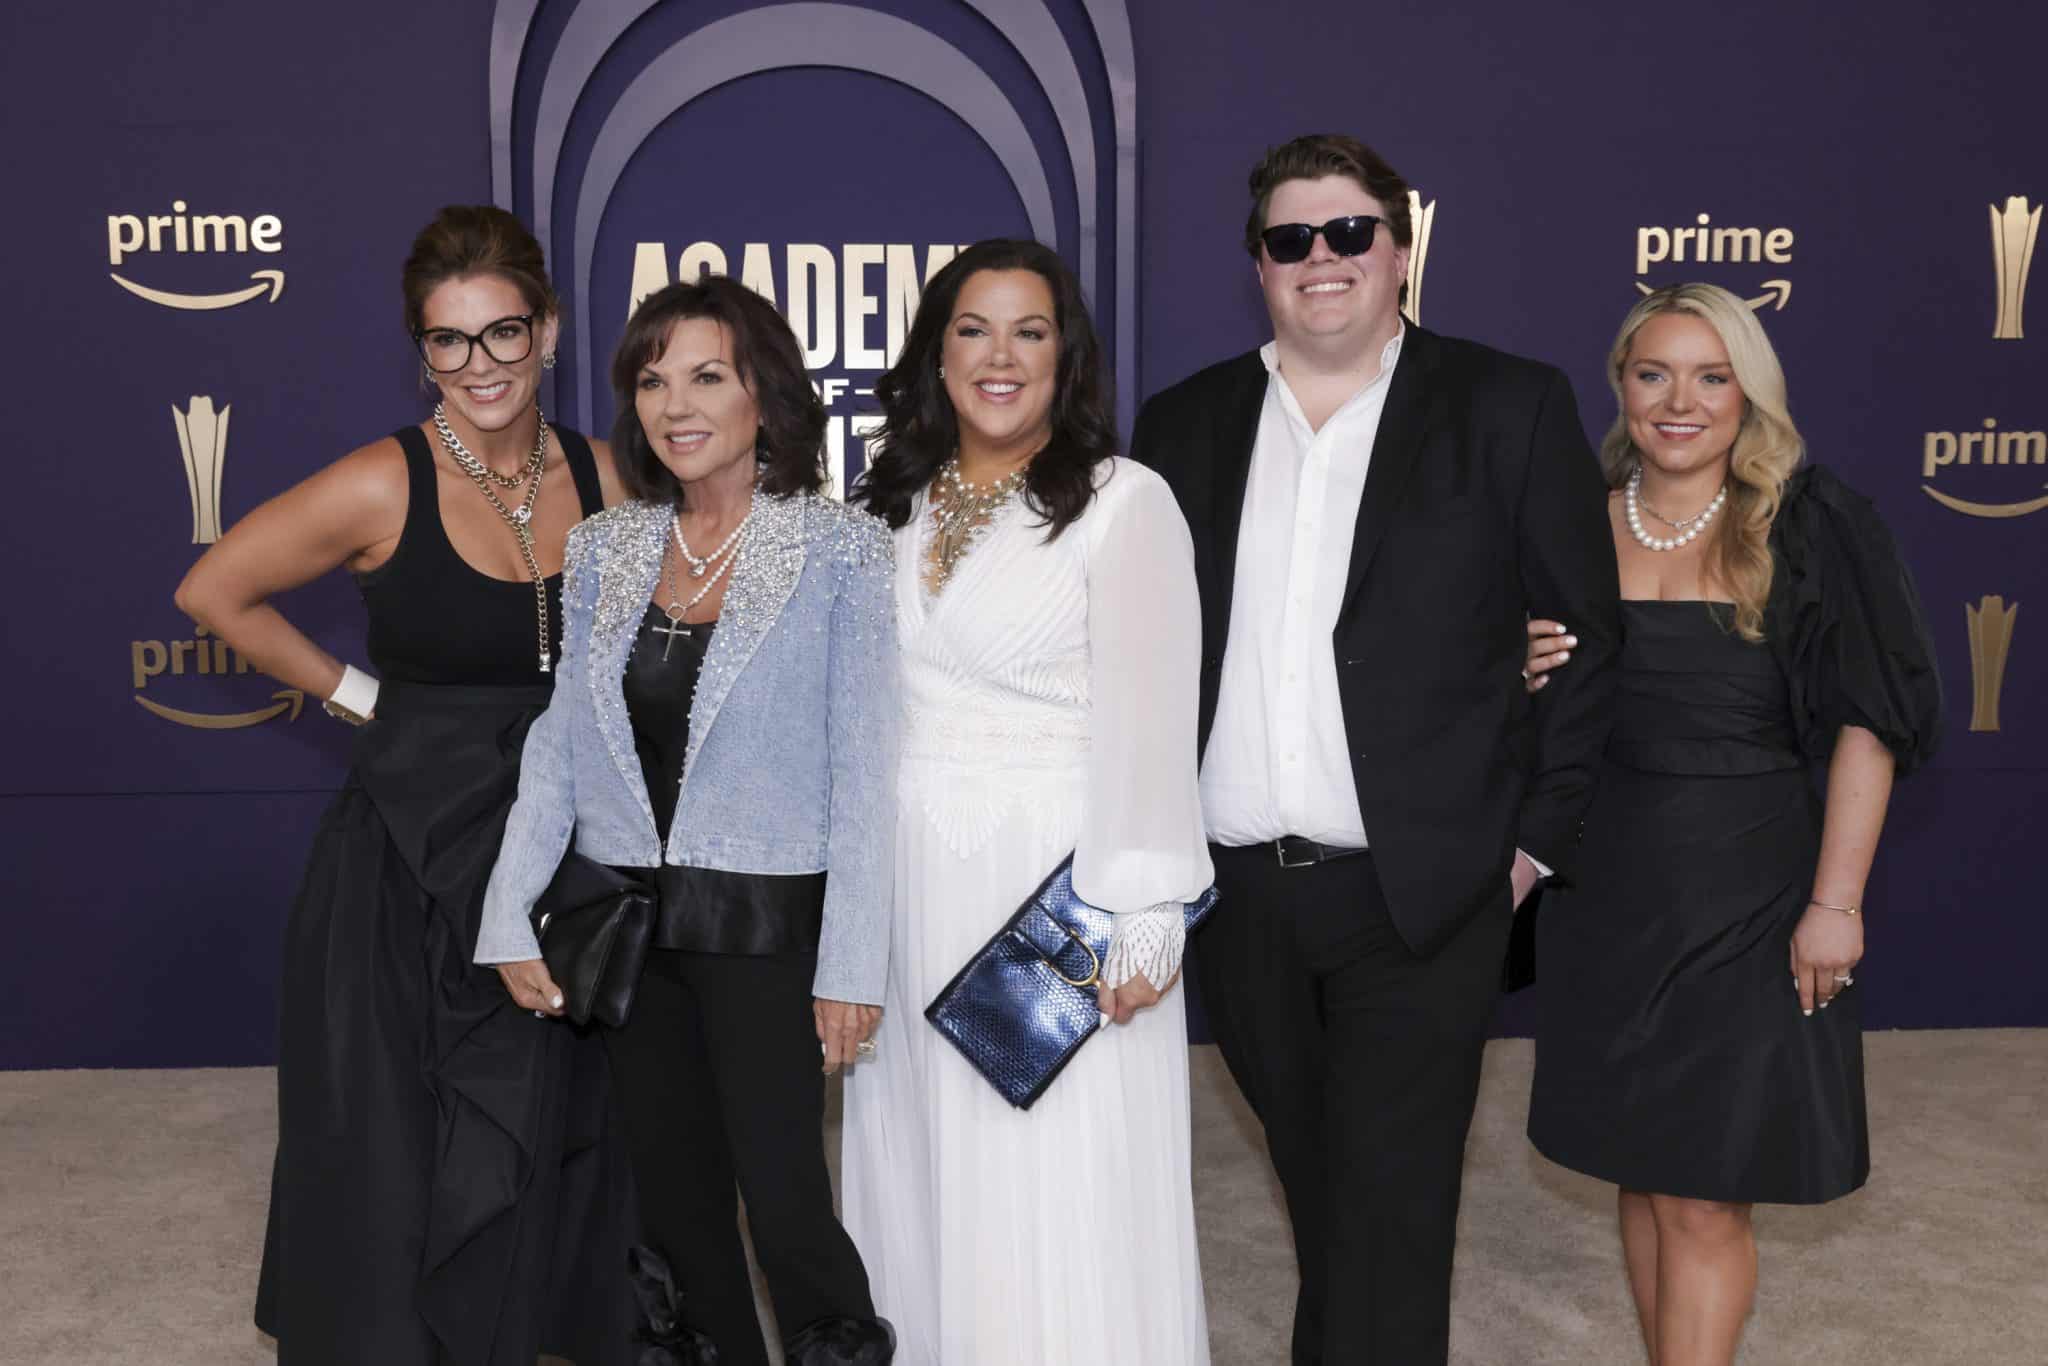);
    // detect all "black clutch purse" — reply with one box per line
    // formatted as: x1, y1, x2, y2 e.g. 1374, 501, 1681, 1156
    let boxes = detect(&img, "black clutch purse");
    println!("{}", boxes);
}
924, 854, 1219, 1109
528, 851, 656, 1028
